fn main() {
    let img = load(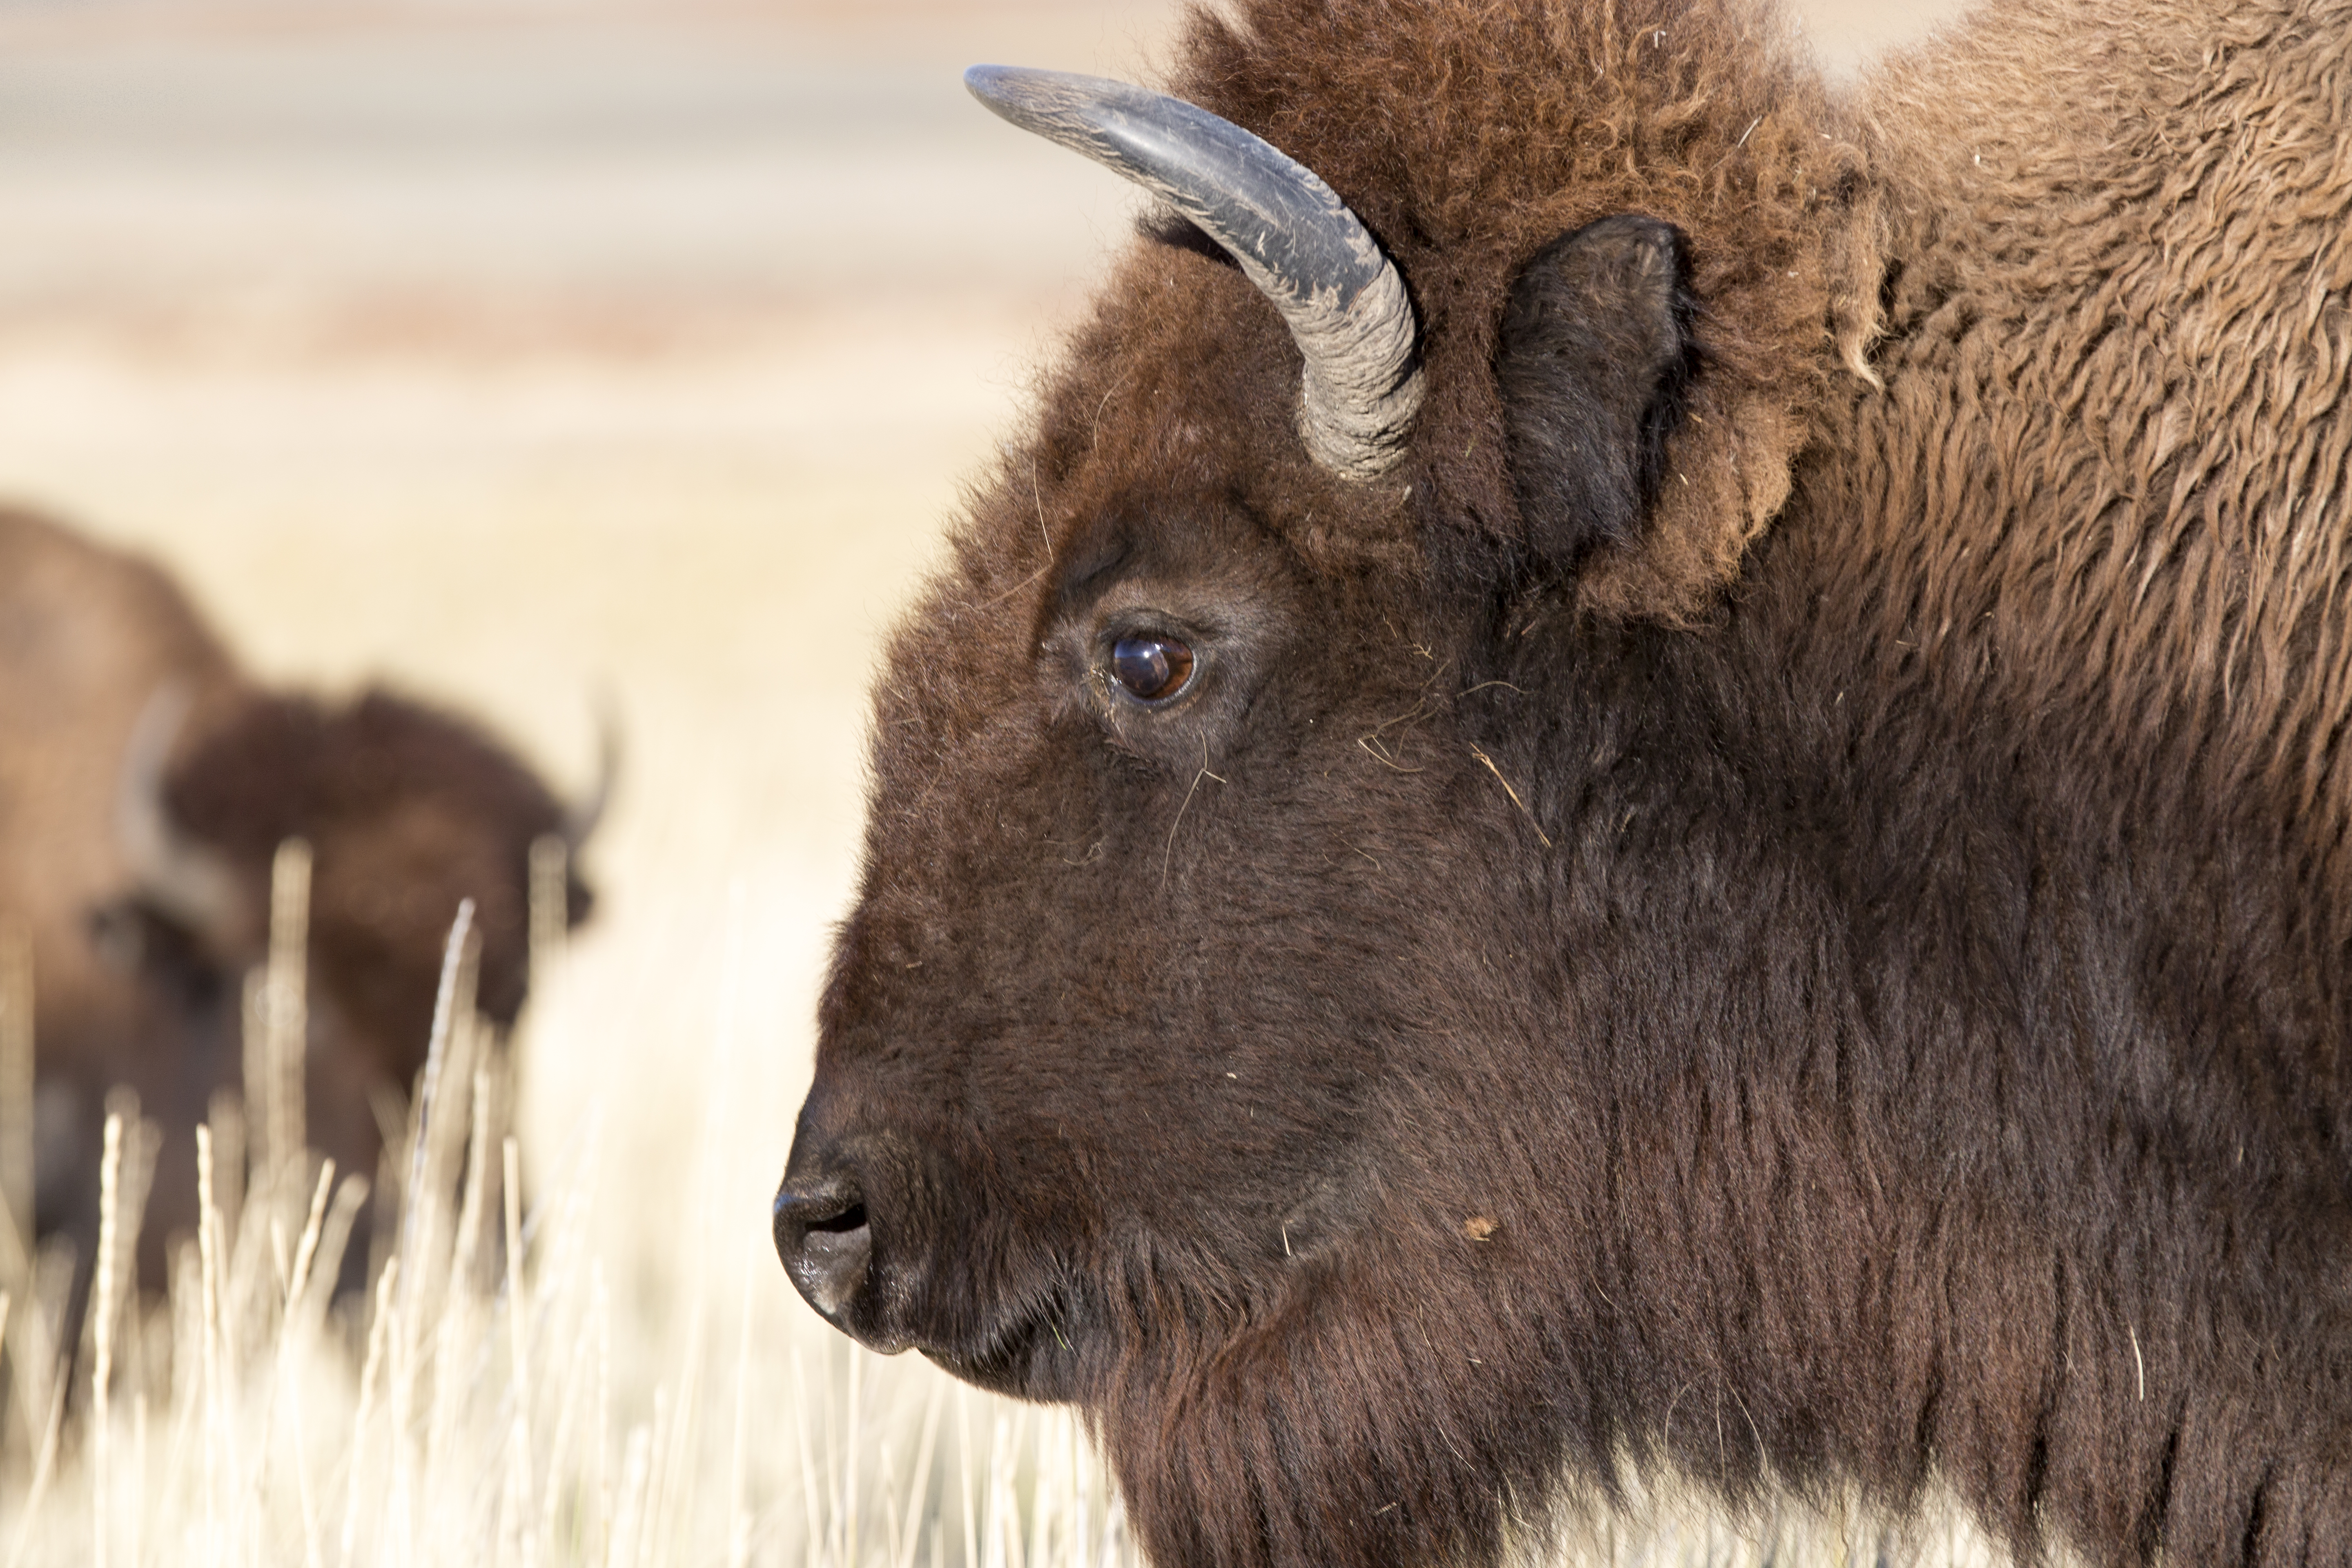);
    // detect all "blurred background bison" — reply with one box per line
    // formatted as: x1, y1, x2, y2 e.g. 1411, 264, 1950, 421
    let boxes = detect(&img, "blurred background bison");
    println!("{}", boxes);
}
0, 504, 599, 1304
